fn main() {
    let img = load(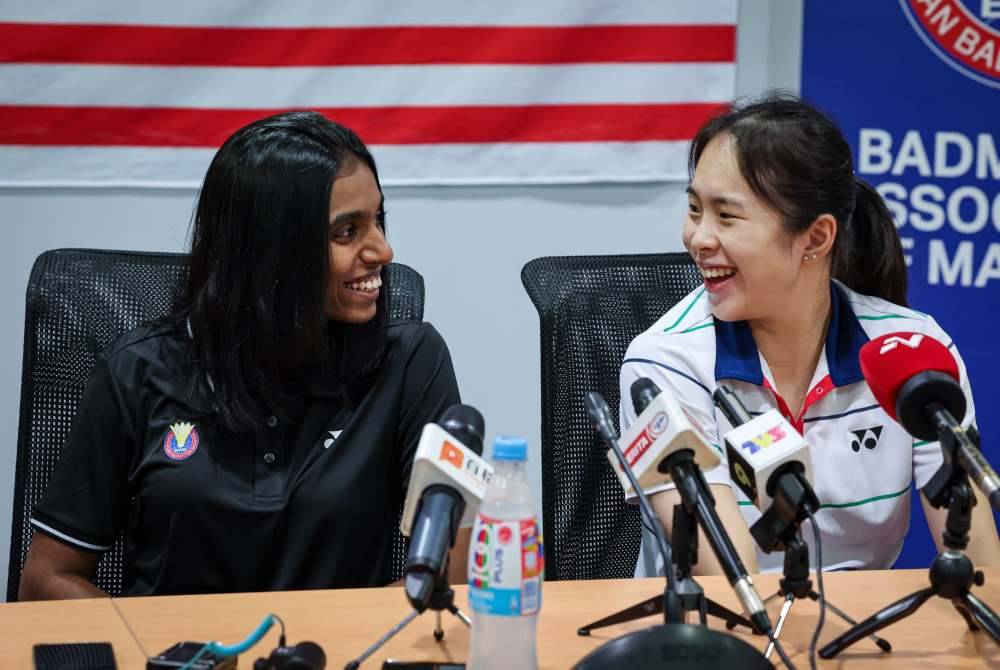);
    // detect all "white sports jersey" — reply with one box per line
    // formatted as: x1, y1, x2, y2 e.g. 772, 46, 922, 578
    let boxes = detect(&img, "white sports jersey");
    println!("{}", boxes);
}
621, 280, 975, 575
